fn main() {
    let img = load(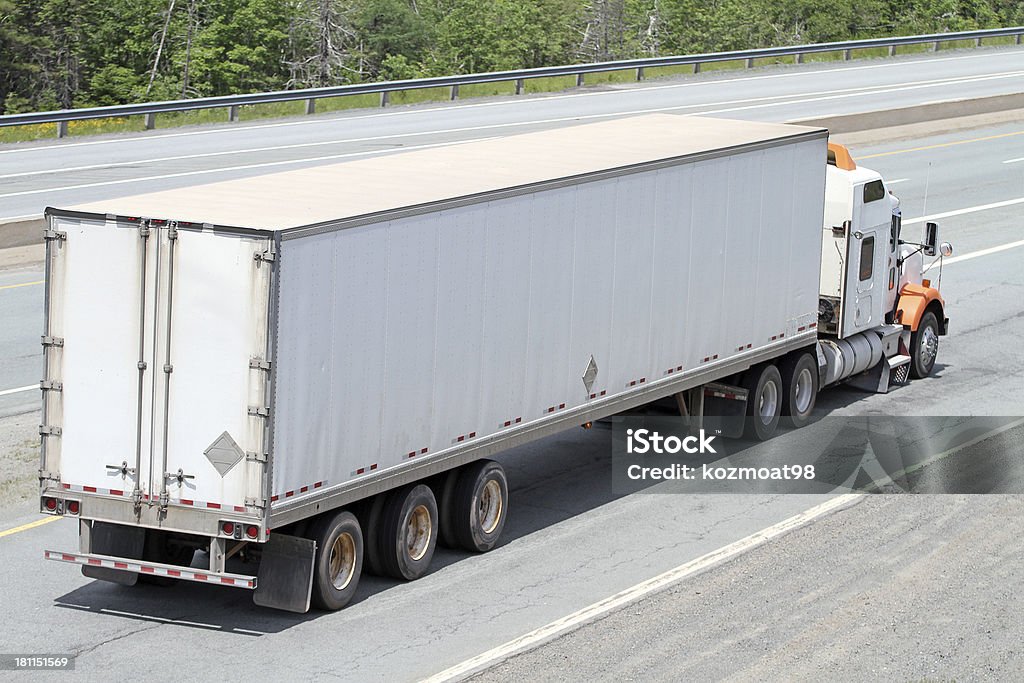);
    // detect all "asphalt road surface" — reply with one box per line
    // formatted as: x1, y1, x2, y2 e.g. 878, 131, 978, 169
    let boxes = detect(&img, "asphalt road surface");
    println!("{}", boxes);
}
0, 47, 1023, 682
